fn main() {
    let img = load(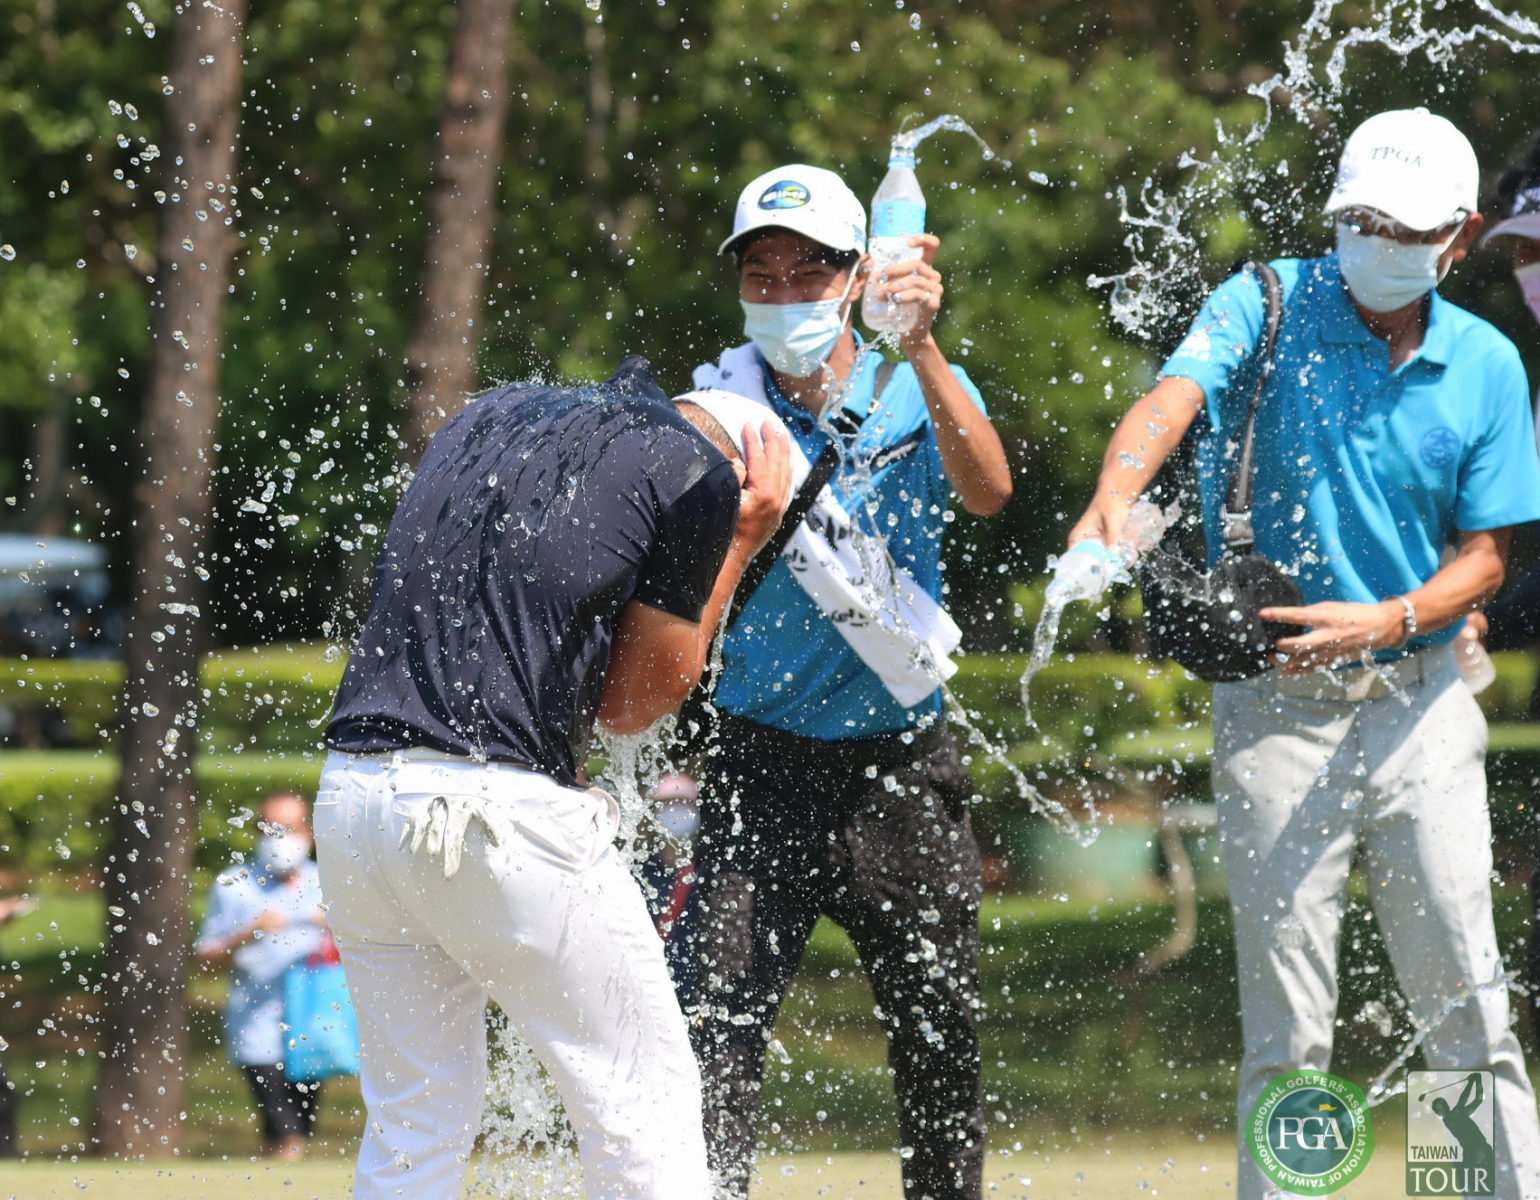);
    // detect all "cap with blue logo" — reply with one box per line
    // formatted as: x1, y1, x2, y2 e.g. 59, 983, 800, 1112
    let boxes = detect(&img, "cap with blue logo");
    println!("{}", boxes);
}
718, 164, 867, 257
